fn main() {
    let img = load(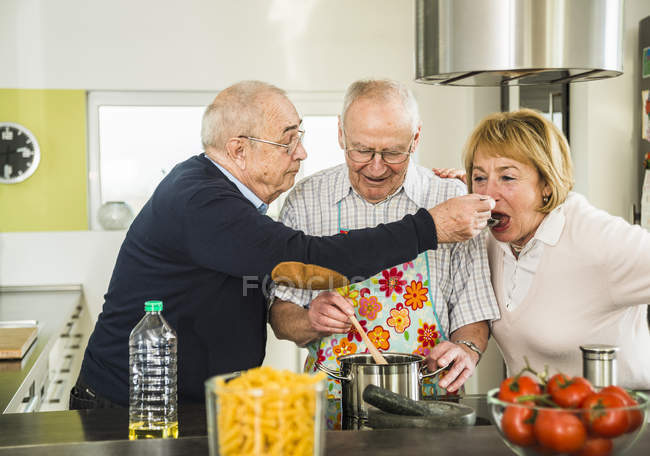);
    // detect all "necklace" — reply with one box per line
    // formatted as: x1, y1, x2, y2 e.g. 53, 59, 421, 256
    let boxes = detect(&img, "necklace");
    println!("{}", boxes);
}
510, 243, 524, 257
